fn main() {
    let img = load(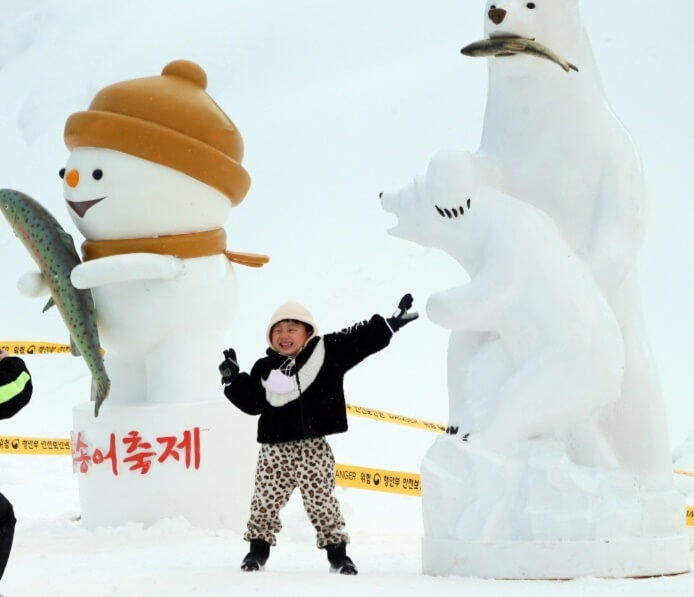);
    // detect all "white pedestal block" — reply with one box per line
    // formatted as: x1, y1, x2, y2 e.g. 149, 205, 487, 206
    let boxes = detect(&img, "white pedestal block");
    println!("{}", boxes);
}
422, 535, 691, 579
421, 436, 691, 578
72, 399, 256, 531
